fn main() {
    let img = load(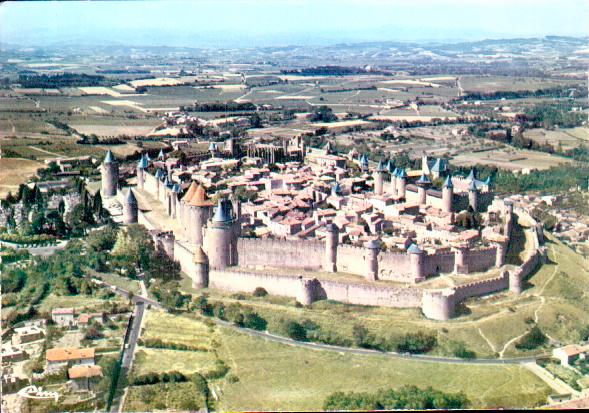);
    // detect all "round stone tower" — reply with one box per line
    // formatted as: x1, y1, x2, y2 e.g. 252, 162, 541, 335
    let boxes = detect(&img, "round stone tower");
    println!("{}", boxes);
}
391, 168, 398, 195
453, 244, 469, 274
297, 277, 315, 306
192, 246, 209, 289
136, 154, 148, 190
408, 243, 426, 283
204, 198, 236, 269
101, 150, 119, 197
396, 169, 407, 198
188, 185, 213, 246
421, 289, 455, 320
495, 241, 506, 267
324, 223, 338, 272
416, 173, 431, 207
508, 270, 523, 295
442, 175, 454, 213
364, 239, 380, 281
468, 180, 478, 212
373, 160, 386, 195
122, 188, 138, 224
